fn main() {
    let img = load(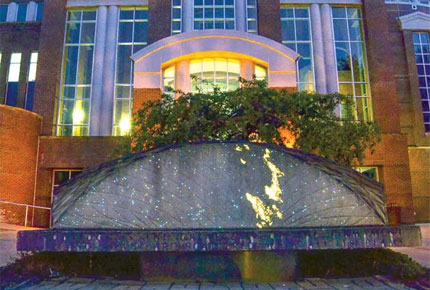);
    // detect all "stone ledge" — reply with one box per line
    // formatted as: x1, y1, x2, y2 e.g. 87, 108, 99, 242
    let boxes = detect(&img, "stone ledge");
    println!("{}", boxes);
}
17, 225, 421, 252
